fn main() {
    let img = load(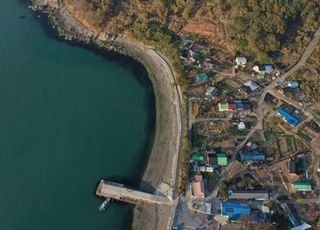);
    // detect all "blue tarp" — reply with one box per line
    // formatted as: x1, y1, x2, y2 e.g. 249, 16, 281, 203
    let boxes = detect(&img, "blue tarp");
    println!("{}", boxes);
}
277, 108, 300, 126
221, 202, 251, 221
241, 152, 266, 161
